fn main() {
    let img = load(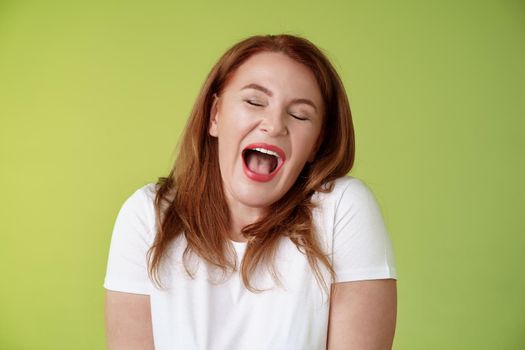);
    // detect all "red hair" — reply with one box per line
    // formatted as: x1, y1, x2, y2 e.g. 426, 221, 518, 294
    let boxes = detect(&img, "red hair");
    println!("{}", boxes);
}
148, 34, 355, 293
